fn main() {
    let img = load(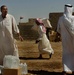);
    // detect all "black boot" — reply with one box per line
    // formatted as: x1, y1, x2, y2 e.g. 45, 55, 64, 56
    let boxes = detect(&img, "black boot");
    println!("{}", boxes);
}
62, 71, 67, 75
49, 53, 52, 58
39, 54, 42, 59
